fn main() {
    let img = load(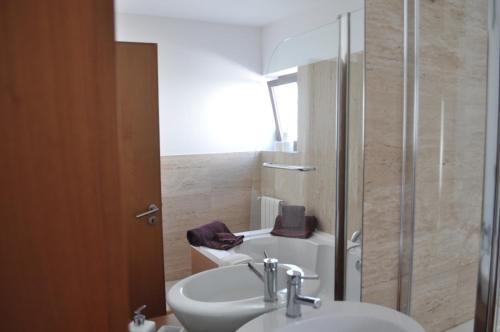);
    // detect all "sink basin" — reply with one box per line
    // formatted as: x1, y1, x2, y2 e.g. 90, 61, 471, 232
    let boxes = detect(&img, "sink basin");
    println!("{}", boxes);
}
237, 301, 425, 332
167, 263, 320, 332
